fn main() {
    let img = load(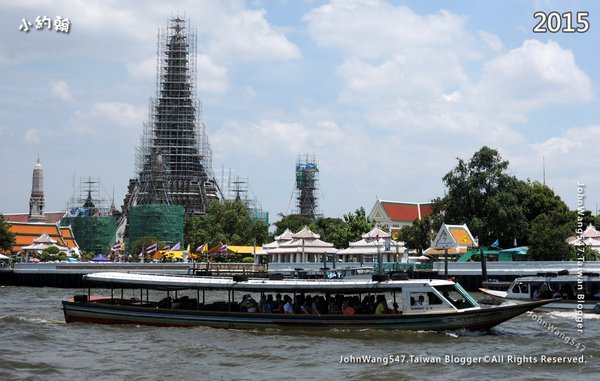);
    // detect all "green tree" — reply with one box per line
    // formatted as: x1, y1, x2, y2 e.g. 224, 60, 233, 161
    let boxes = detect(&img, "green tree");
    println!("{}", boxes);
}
578, 210, 597, 230
273, 214, 314, 236
311, 217, 347, 248
184, 200, 269, 250
342, 207, 375, 245
433, 146, 529, 246
528, 212, 575, 260
40, 245, 60, 262
521, 181, 575, 254
0, 214, 15, 252
398, 218, 432, 255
